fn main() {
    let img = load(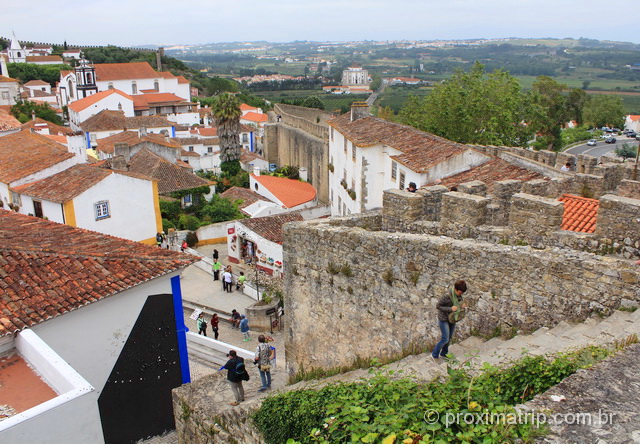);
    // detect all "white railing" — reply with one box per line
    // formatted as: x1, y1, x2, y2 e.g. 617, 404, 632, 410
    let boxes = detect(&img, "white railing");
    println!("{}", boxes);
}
186, 332, 253, 366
